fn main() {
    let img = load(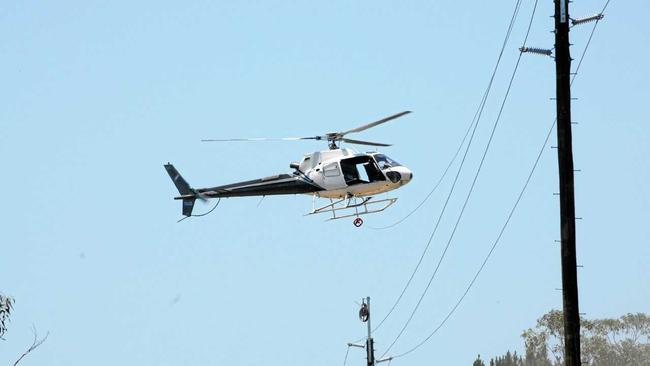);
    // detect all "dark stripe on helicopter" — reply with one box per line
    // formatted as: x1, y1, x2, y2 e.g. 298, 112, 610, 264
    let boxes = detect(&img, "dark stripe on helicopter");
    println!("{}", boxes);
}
192, 173, 323, 198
